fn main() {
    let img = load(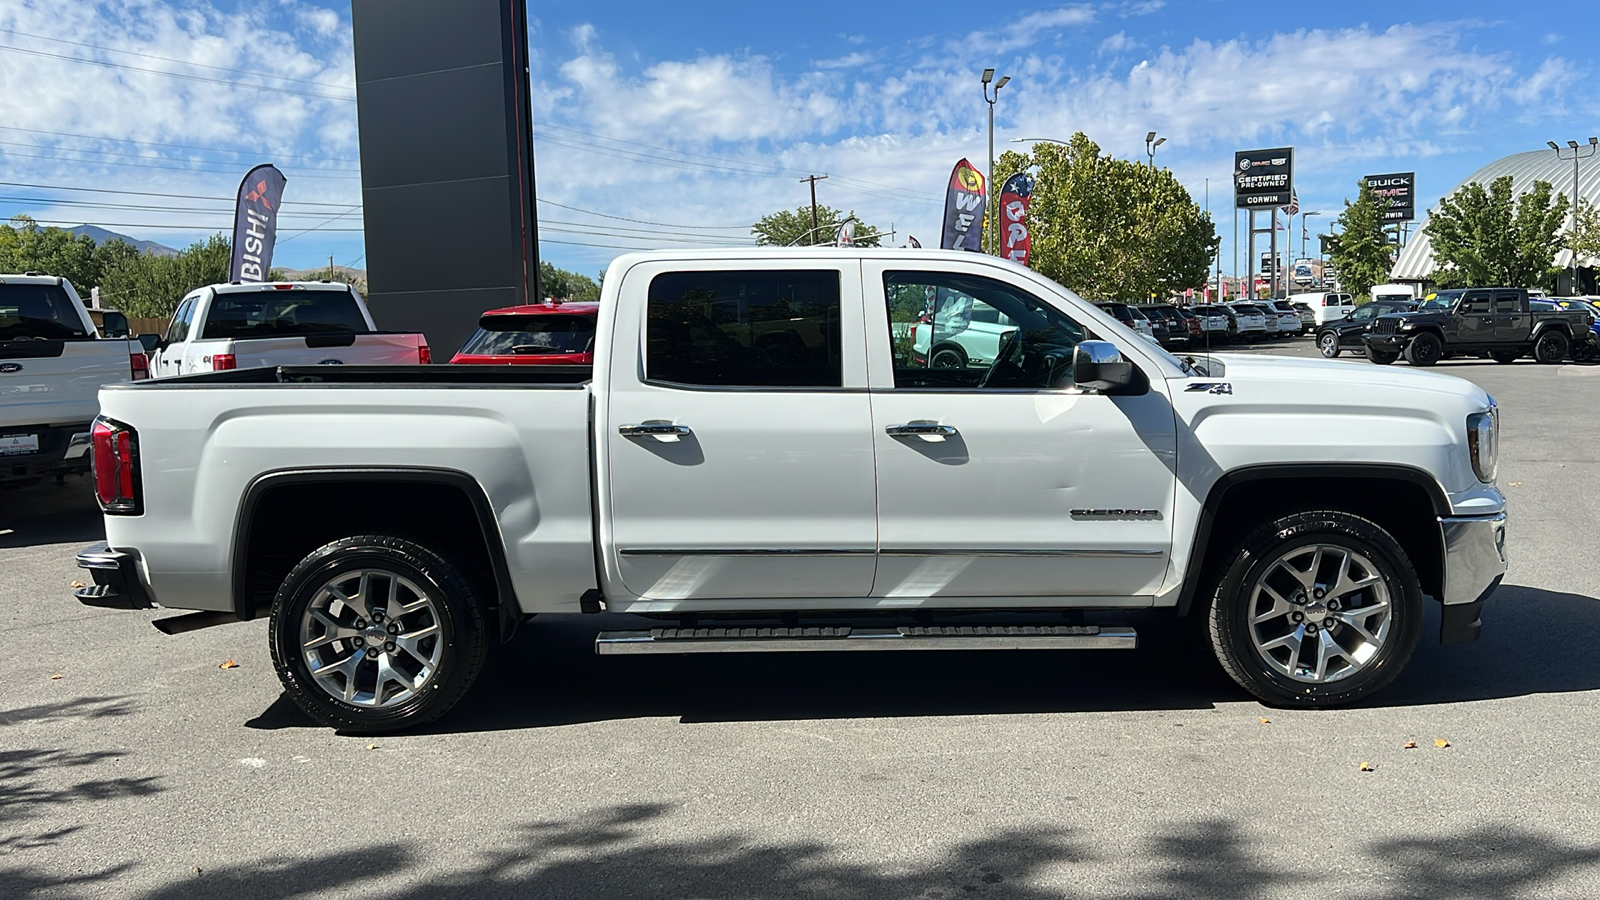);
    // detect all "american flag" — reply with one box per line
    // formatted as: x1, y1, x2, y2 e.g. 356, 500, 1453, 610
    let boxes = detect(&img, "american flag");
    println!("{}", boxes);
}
1281, 189, 1299, 217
